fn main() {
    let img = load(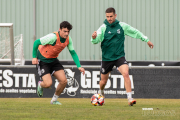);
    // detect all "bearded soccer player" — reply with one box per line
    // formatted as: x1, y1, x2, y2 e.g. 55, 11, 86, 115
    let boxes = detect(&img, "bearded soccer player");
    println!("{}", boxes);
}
32, 21, 85, 105
91, 7, 154, 106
